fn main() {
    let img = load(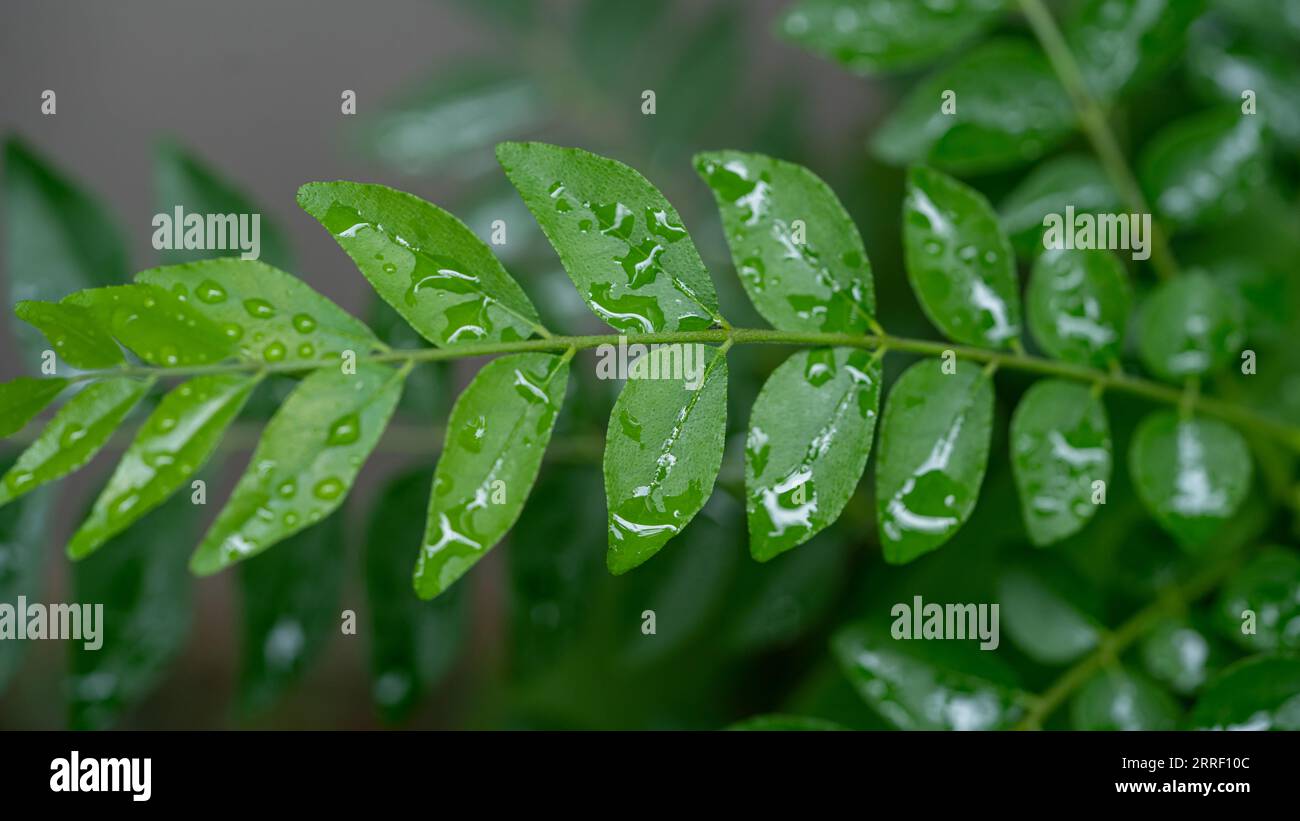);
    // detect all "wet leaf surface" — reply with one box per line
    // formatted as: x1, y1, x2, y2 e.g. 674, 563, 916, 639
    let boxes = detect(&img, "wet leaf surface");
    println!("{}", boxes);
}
1027, 248, 1130, 368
